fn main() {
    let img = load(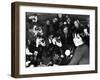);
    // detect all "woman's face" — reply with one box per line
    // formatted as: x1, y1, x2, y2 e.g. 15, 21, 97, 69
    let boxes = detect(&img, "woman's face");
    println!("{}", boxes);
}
73, 34, 84, 47
74, 21, 79, 28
